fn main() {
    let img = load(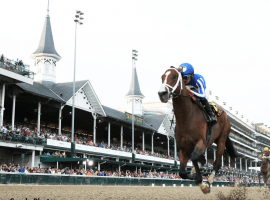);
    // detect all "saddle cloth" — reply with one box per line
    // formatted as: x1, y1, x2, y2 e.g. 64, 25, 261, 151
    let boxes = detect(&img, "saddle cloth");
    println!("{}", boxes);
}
209, 102, 224, 119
